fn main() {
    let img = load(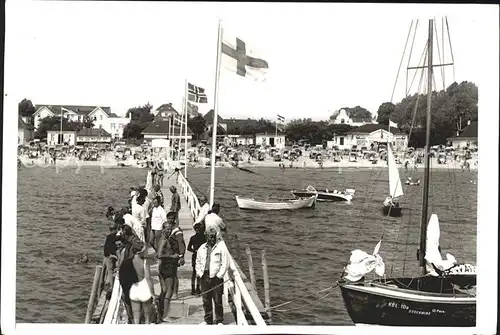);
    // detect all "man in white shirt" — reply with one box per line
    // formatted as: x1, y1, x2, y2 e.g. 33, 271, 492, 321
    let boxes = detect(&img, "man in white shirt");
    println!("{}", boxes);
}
150, 195, 167, 251
193, 196, 210, 228
204, 204, 226, 239
195, 227, 230, 325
